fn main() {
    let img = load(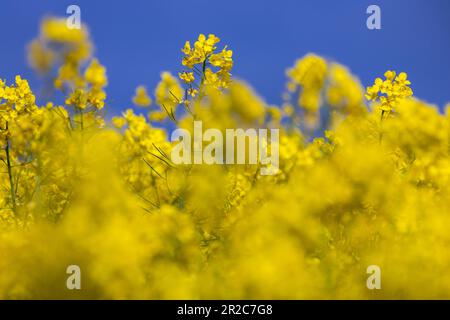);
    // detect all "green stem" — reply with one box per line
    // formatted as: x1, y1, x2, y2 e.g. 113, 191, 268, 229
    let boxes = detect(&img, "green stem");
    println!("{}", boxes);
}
79, 108, 84, 131
4, 127, 17, 214
200, 57, 208, 87
379, 110, 385, 144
